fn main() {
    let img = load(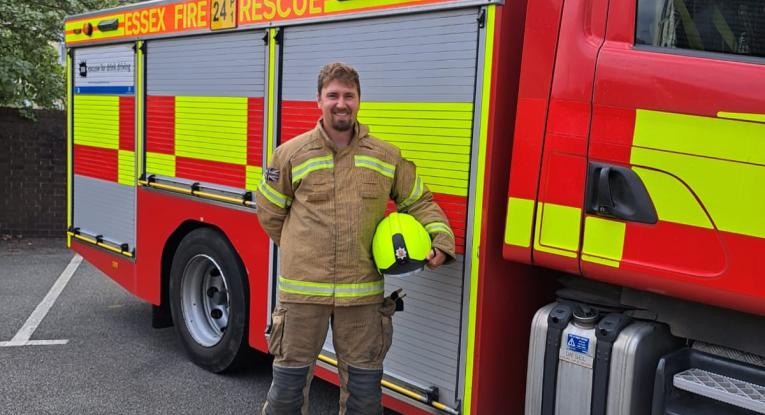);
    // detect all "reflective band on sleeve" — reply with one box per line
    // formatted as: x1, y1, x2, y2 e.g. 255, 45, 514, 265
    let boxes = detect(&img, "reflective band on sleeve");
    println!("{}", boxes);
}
398, 175, 423, 210
292, 155, 334, 183
258, 179, 292, 209
354, 155, 395, 179
278, 276, 384, 298
425, 221, 453, 237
